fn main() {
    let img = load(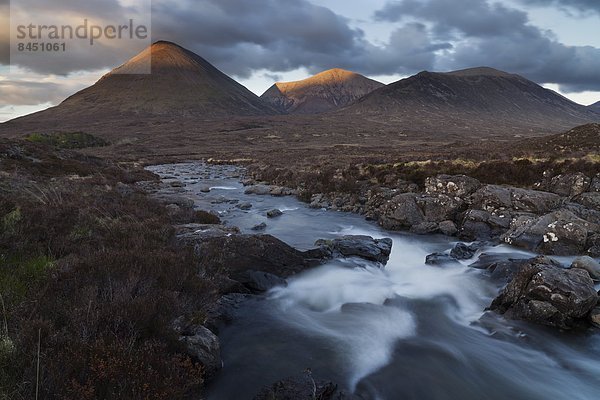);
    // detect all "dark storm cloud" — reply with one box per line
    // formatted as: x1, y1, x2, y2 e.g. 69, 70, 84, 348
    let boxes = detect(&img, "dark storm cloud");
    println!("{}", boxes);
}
150, 0, 446, 77
375, 0, 600, 92
517, 0, 600, 14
